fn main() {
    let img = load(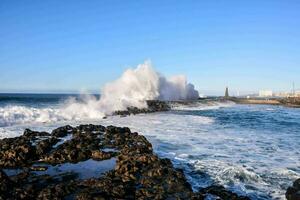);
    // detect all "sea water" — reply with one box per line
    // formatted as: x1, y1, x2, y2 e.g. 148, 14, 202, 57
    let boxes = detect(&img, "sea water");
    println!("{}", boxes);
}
0, 93, 299, 199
